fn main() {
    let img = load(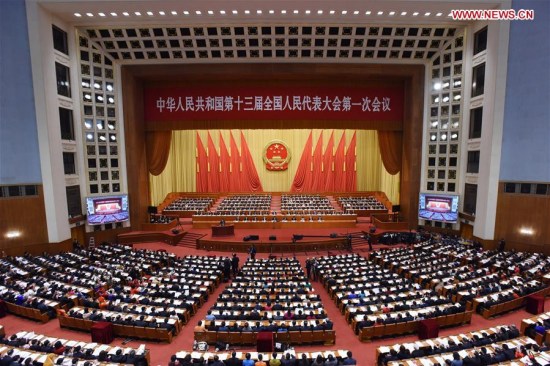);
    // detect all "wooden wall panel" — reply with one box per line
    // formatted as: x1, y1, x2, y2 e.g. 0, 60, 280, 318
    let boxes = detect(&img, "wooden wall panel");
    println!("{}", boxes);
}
122, 63, 424, 230
495, 182, 550, 253
0, 185, 48, 251
85, 227, 132, 247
